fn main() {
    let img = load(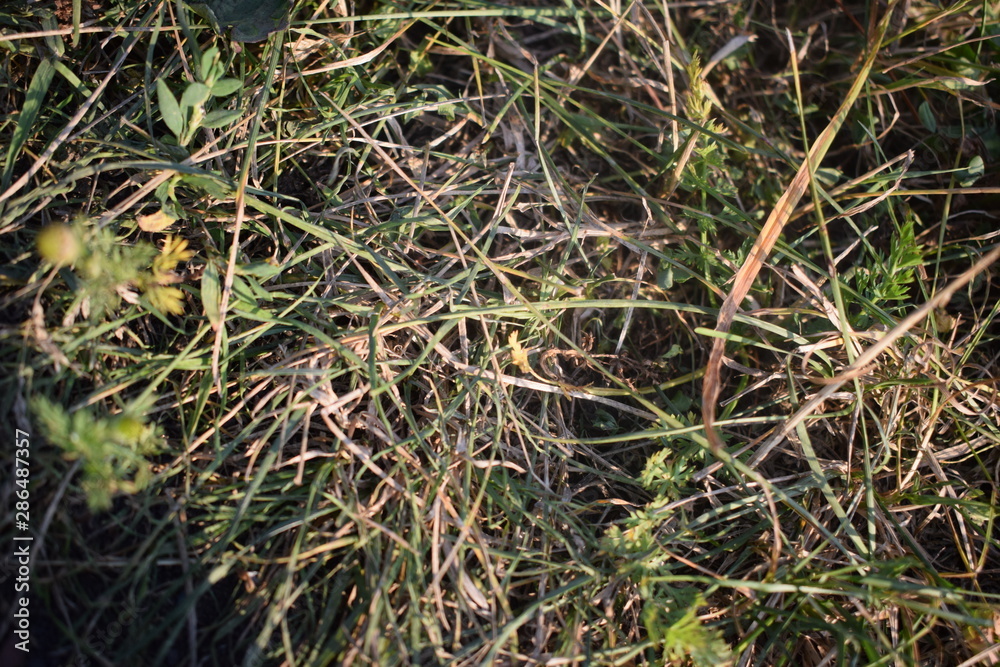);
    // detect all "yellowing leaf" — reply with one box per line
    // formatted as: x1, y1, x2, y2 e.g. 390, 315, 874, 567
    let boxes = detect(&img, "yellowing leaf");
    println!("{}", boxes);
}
138, 209, 178, 233
509, 331, 531, 374
934, 308, 956, 333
